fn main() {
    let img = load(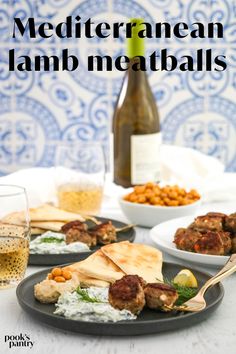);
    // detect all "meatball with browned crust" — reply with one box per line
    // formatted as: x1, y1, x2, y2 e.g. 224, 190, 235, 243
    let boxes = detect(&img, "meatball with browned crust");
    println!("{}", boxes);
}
225, 213, 236, 234
194, 231, 231, 255
231, 237, 236, 253
90, 221, 117, 245
219, 231, 232, 254
61, 220, 97, 247
66, 228, 96, 247
108, 275, 145, 315
174, 228, 202, 252
61, 220, 88, 233
144, 283, 178, 311
189, 212, 226, 232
